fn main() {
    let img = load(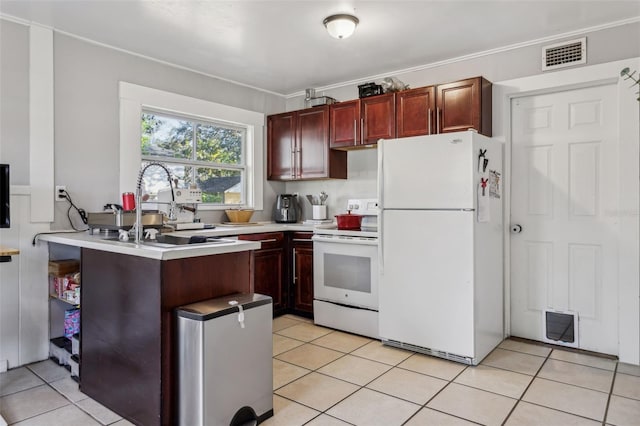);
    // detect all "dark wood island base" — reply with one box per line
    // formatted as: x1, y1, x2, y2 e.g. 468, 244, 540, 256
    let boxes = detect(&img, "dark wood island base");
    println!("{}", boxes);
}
80, 248, 252, 426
